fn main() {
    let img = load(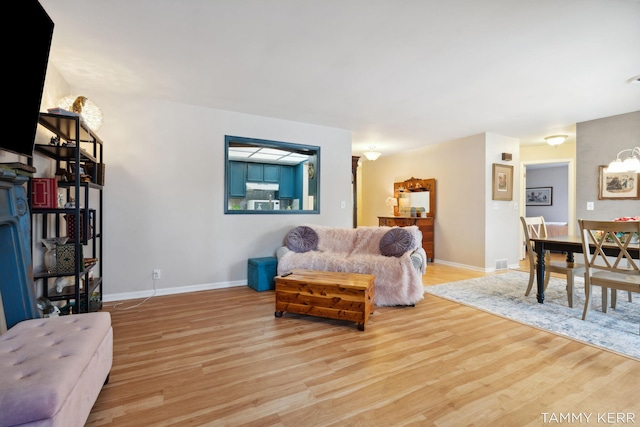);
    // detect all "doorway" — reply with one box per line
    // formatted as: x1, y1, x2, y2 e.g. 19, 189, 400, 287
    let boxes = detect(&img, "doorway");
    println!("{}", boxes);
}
519, 158, 576, 259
